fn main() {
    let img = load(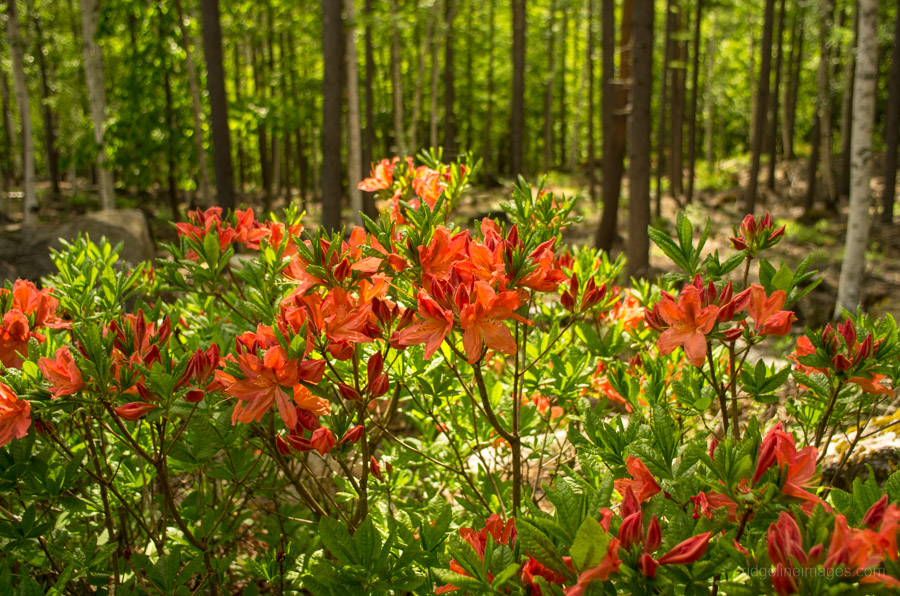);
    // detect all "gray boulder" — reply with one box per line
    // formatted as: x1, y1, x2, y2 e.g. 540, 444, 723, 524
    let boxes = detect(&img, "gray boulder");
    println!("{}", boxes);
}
0, 209, 155, 284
